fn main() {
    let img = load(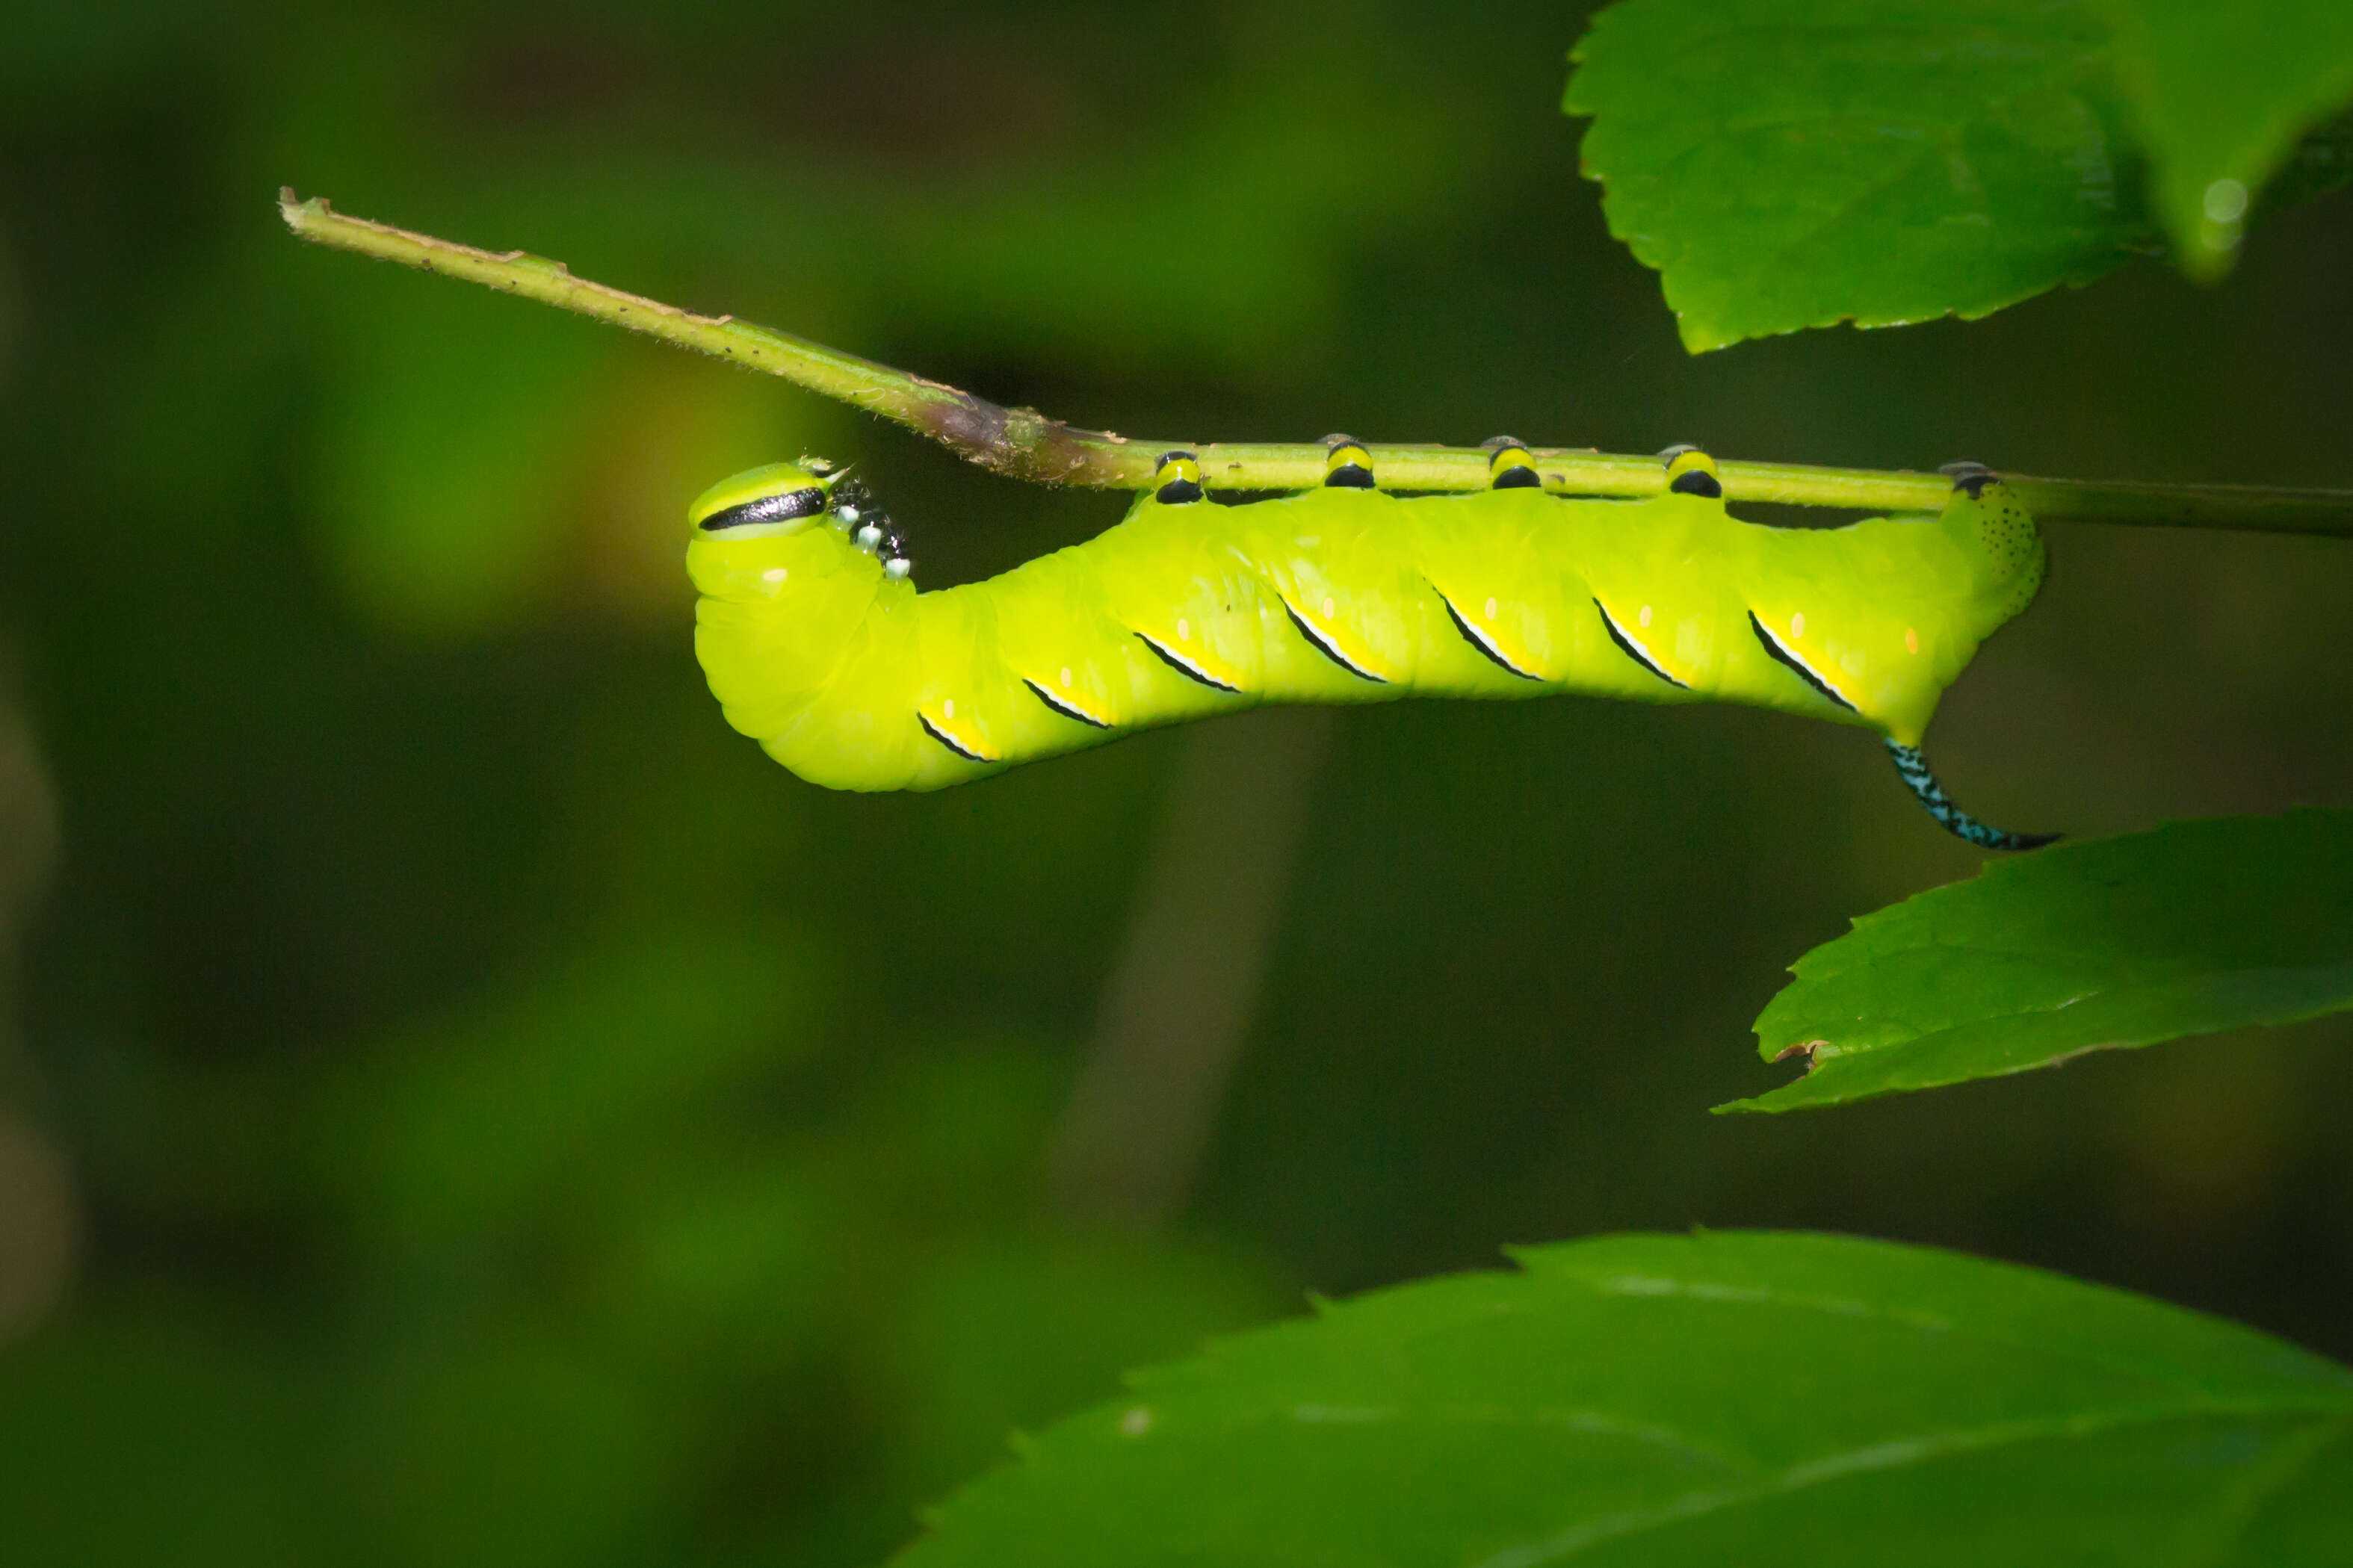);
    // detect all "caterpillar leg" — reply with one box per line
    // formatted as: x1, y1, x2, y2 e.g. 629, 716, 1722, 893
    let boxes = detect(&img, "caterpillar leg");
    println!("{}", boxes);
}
1321, 435, 1376, 489
833, 475, 914, 577
1885, 740, 2057, 852
1658, 443, 1724, 498
1154, 450, 1205, 505
1483, 437, 1543, 490
1938, 459, 1994, 496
